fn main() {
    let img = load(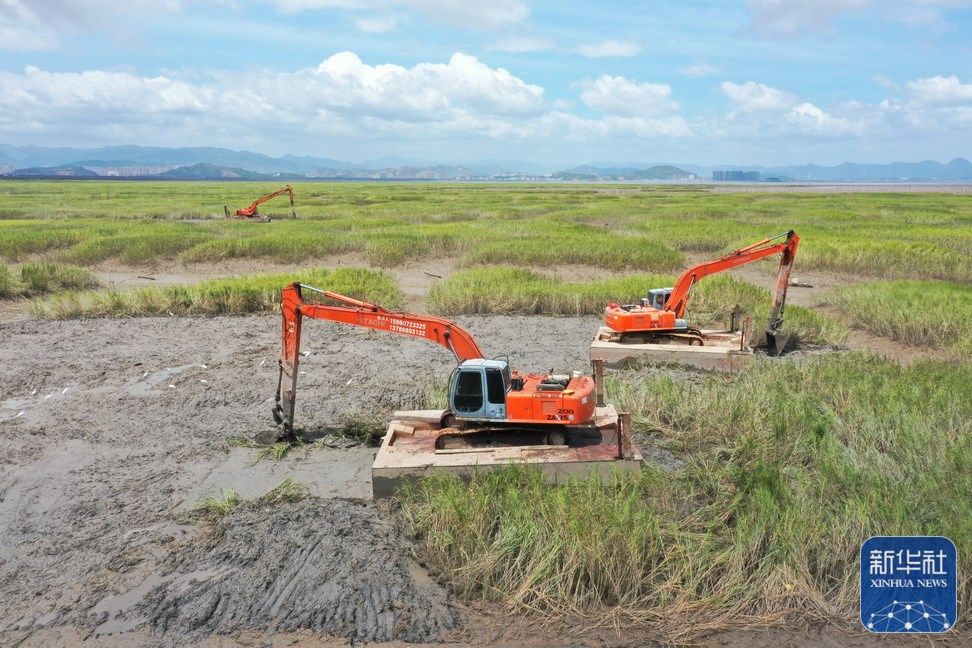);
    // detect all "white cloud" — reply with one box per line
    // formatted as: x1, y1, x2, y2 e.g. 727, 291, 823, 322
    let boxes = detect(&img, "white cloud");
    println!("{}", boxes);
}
744, 0, 870, 37
744, 0, 972, 37
721, 81, 797, 112
575, 40, 641, 58
873, 75, 900, 91
300, 51, 545, 118
0, 0, 189, 51
490, 36, 555, 53
906, 75, 972, 106
679, 62, 721, 78
579, 76, 678, 117
783, 102, 859, 135
355, 15, 398, 33
270, 0, 529, 29
0, 53, 548, 147
744, 0, 869, 37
